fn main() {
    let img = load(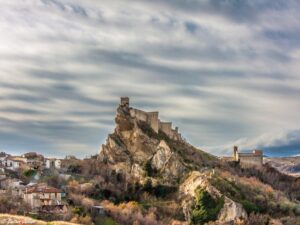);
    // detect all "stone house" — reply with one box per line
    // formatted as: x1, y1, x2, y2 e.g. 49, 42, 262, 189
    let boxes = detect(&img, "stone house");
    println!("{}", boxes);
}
233, 146, 263, 167
23, 183, 63, 209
